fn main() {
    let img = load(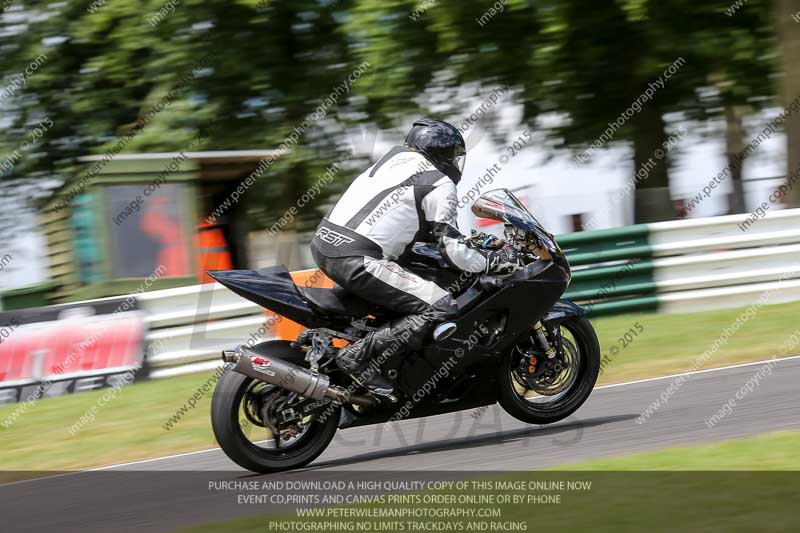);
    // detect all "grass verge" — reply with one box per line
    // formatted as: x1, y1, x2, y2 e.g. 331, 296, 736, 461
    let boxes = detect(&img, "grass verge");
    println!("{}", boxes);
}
549, 429, 800, 470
